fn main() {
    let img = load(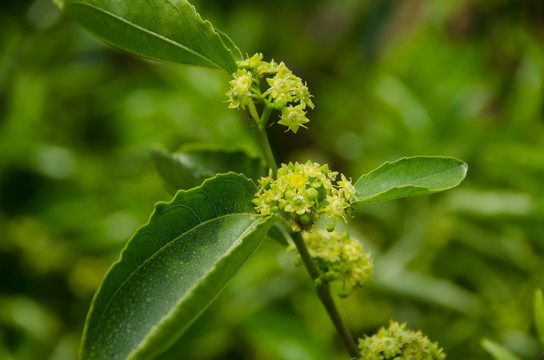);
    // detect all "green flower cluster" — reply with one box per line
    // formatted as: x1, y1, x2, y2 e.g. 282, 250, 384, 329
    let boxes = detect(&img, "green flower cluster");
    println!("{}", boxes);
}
358, 321, 446, 360
299, 230, 373, 297
226, 53, 314, 133
252, 161, 356, 232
